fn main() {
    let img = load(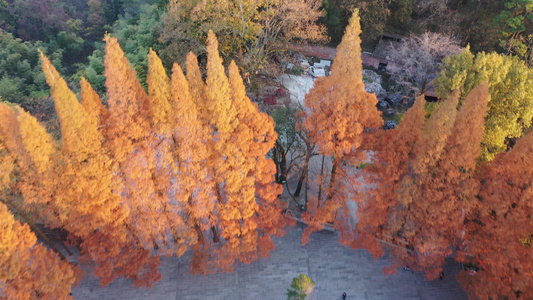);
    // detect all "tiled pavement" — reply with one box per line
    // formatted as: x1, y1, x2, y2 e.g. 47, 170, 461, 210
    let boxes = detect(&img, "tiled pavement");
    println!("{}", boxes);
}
72, 225, 468, 300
